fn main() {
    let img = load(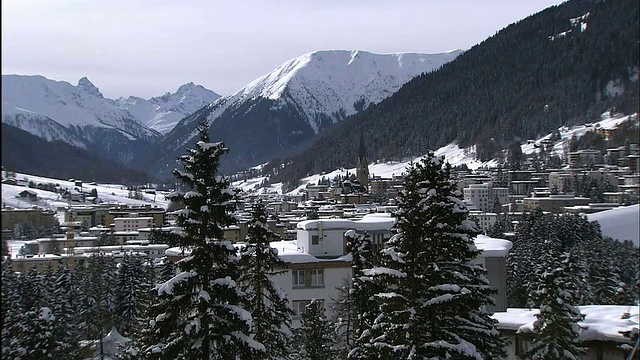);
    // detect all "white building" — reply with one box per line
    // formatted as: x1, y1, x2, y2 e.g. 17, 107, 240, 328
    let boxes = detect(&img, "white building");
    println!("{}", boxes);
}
165, 213, 513, 327
464, 183, 509, 212
113, 215, 154, 232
